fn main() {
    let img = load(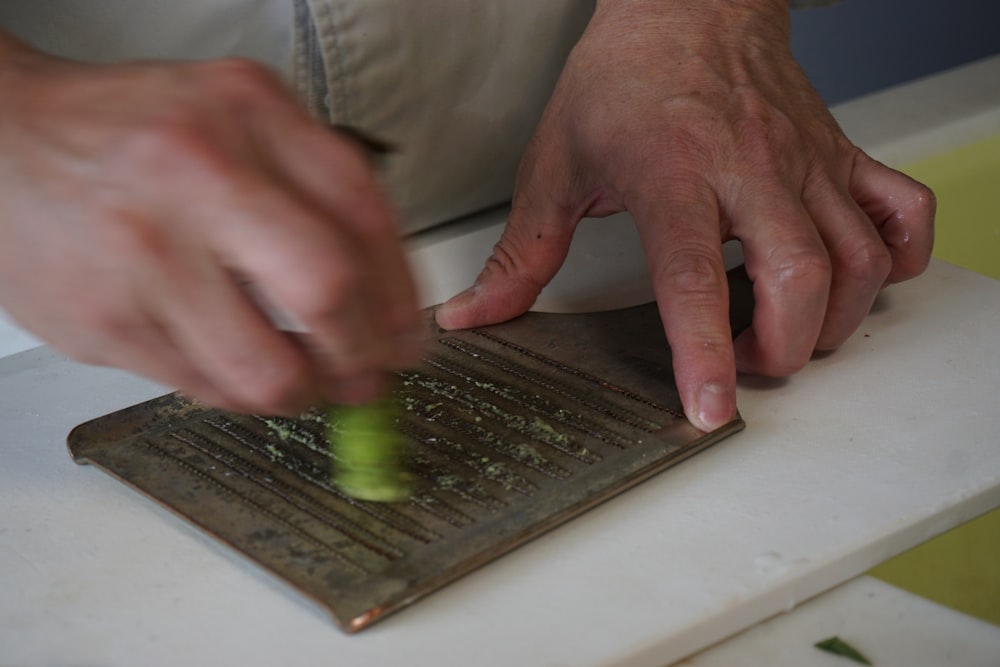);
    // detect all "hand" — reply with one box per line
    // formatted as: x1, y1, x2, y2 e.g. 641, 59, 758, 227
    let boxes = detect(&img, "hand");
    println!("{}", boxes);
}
0, 32, 422, 415
435, 0, 935, 431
